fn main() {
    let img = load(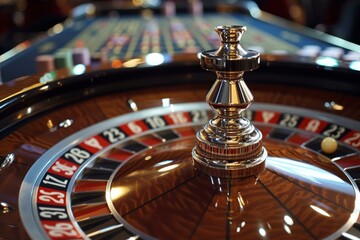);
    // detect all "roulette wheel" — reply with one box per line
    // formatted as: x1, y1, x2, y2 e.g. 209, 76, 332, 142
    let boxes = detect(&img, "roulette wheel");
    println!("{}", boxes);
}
0, 5, 360, 240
